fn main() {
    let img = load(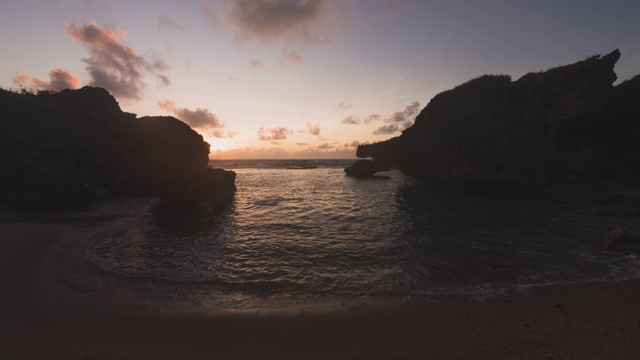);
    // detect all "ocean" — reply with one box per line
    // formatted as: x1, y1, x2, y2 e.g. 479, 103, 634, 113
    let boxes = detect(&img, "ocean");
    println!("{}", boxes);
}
19, 159, 640, 312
